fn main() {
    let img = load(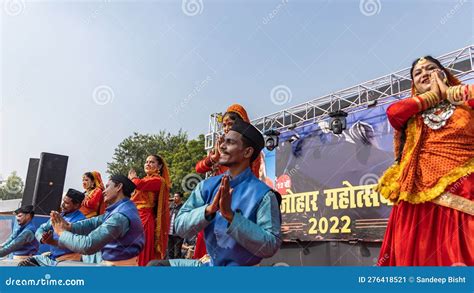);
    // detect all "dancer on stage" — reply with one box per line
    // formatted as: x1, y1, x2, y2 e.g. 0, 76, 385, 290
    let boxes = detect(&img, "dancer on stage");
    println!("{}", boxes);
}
193, 104, 263, 260
0, 205, 39, 259
80, 171, 105, 218
81, 171, 106, 263
129, 155, 171, 265
18, 189, 86, 266
376, 56, 474, 266
195, 104, 261, 177
49, 175, 144, 266
149, 119, 281, 266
